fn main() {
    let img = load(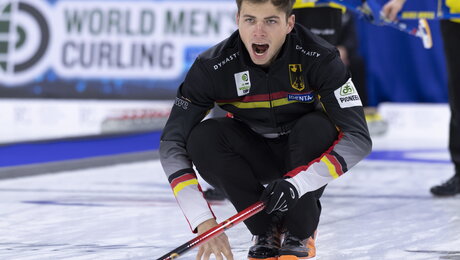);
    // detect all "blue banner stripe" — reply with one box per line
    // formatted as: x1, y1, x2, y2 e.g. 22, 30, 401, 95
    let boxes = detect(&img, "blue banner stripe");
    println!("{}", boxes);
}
367, 149, 450, 164
0, 131, 161, 168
